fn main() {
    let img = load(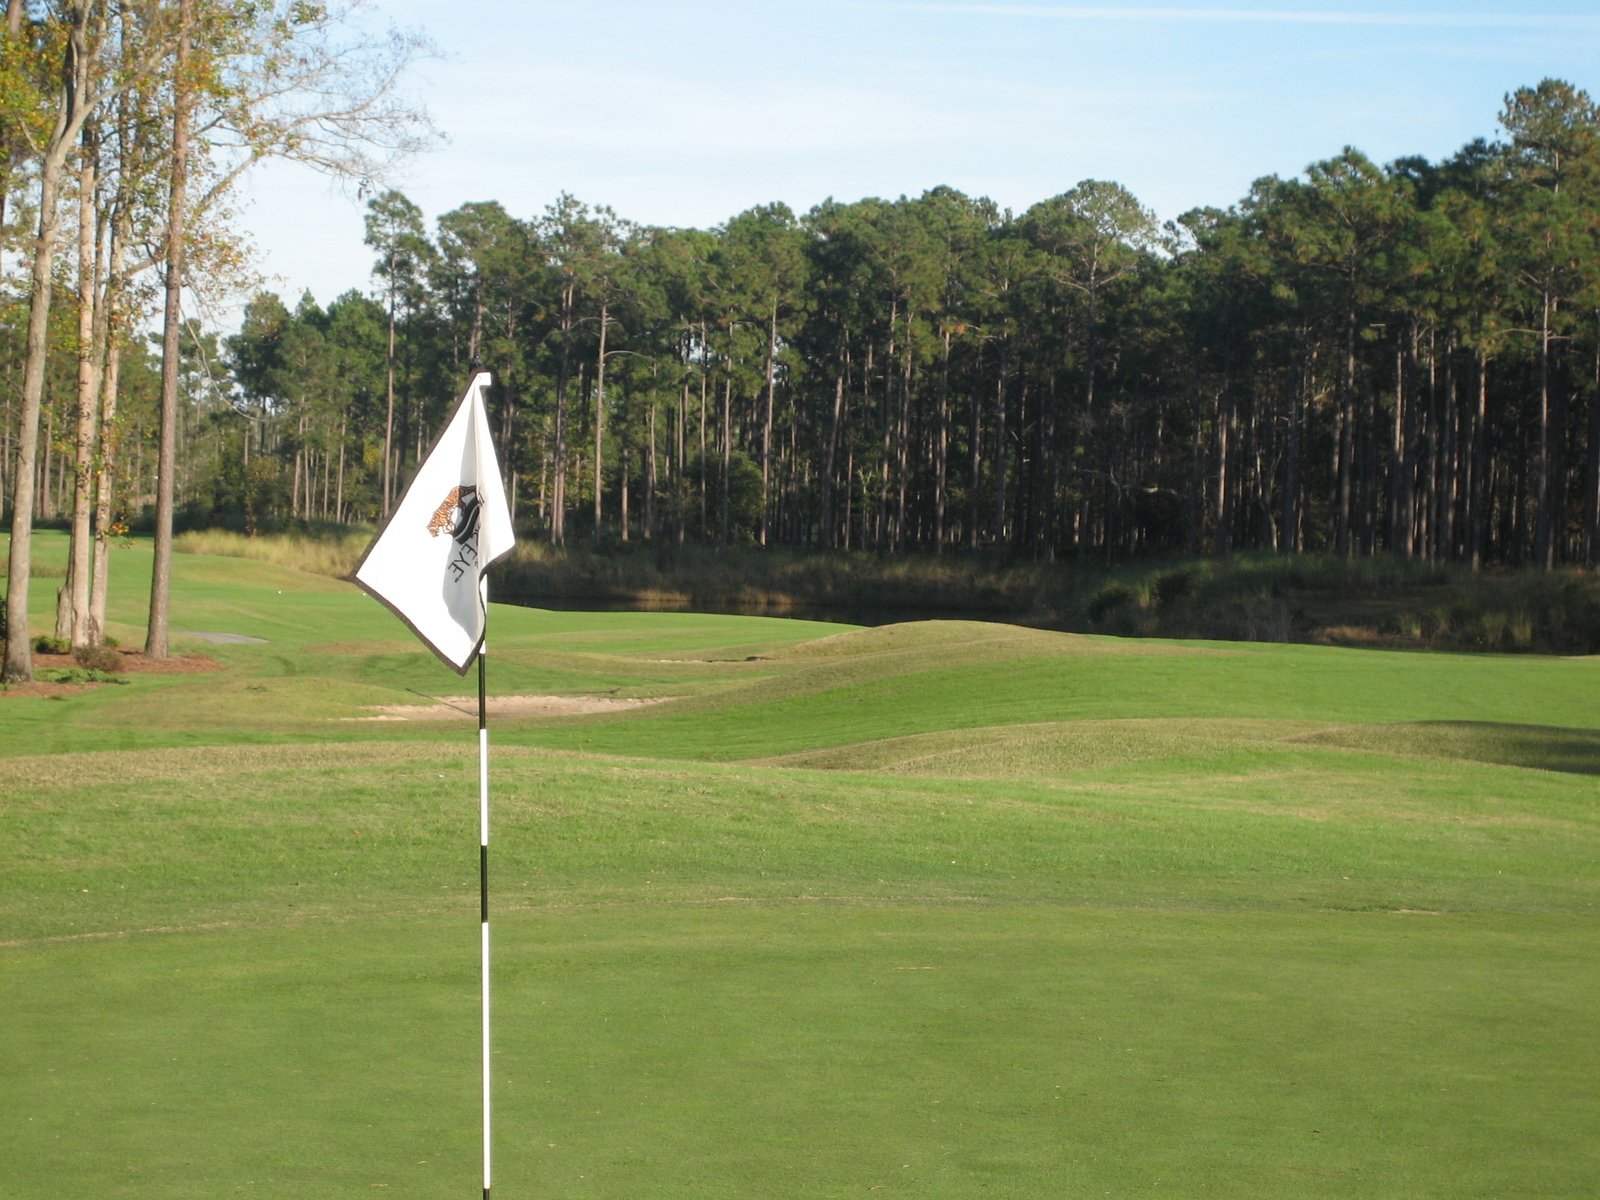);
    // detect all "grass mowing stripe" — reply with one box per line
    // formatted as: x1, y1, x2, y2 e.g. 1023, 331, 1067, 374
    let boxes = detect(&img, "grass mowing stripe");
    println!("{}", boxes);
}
7, 740, 1597, 945
512, 629, 1600, 763
3, 906, 1595, 1199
